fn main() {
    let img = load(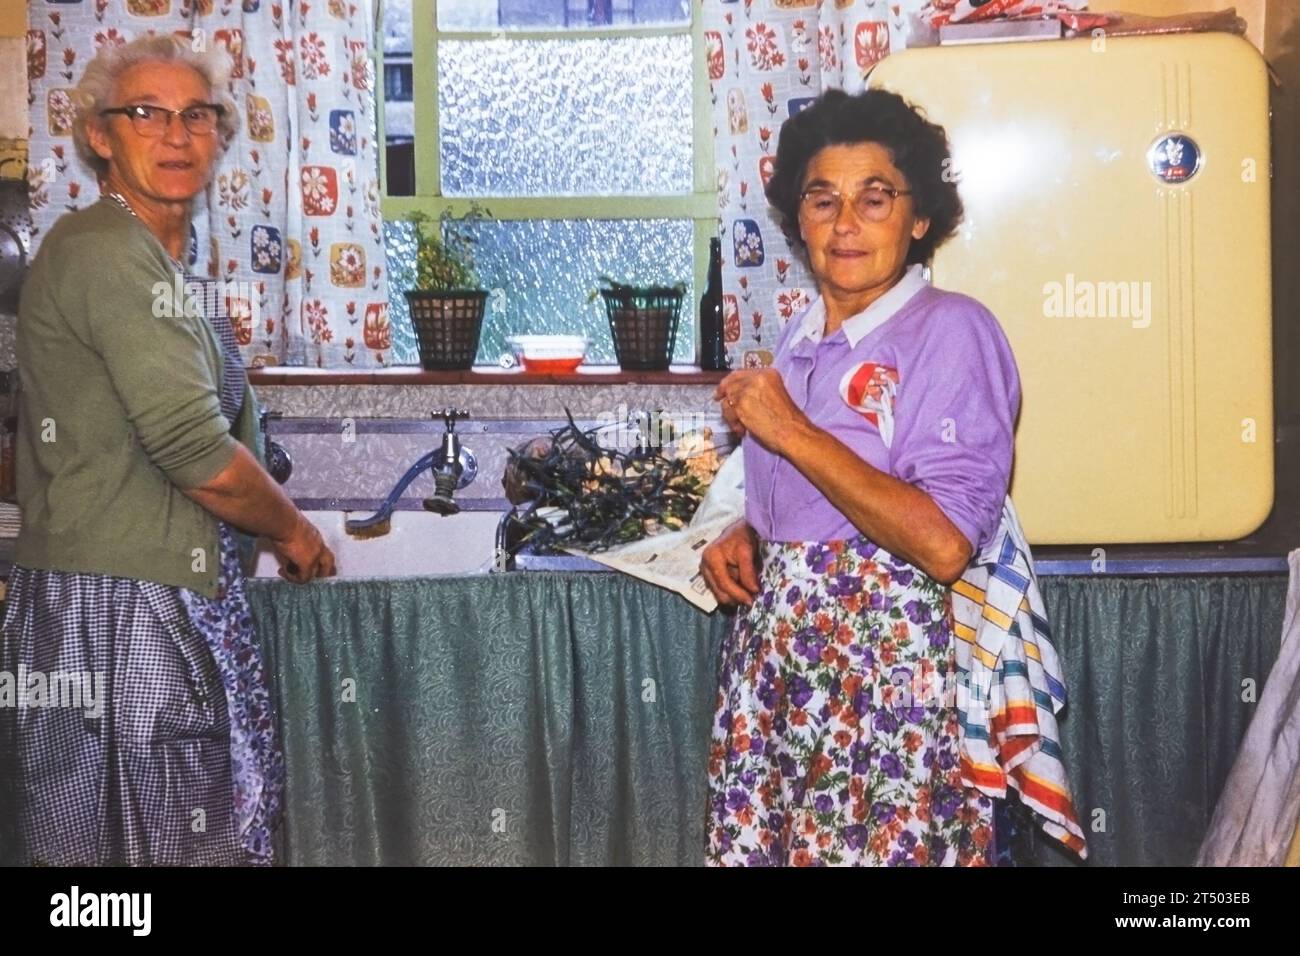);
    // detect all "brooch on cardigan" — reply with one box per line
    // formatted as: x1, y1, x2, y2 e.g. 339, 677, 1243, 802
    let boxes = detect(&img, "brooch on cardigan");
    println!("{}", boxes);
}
838, 360, 899, 447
